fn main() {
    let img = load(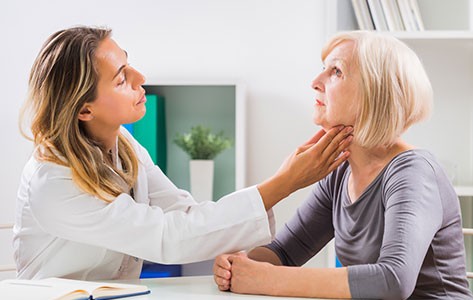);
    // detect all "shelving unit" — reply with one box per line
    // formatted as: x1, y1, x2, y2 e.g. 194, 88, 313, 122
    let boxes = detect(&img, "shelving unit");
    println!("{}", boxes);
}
325, 0, 473, 287
456, 186, 473, 197
140, 80, 246, 277
142, 81, 247, 200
